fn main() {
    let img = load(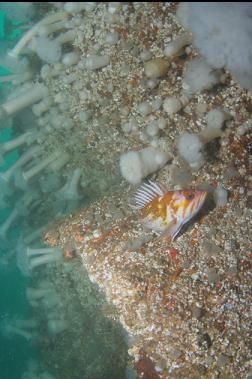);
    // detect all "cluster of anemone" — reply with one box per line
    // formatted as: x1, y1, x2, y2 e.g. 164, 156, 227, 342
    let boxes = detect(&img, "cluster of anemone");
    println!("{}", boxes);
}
0, 279, 69, 347
26, 281, 68, 335
0, 137, 83, 264
0, 5, 86, 273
